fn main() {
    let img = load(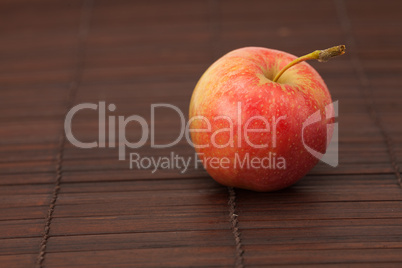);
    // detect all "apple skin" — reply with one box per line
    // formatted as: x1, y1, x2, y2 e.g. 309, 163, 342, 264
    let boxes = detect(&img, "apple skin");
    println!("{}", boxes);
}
189, 47, 334, 192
